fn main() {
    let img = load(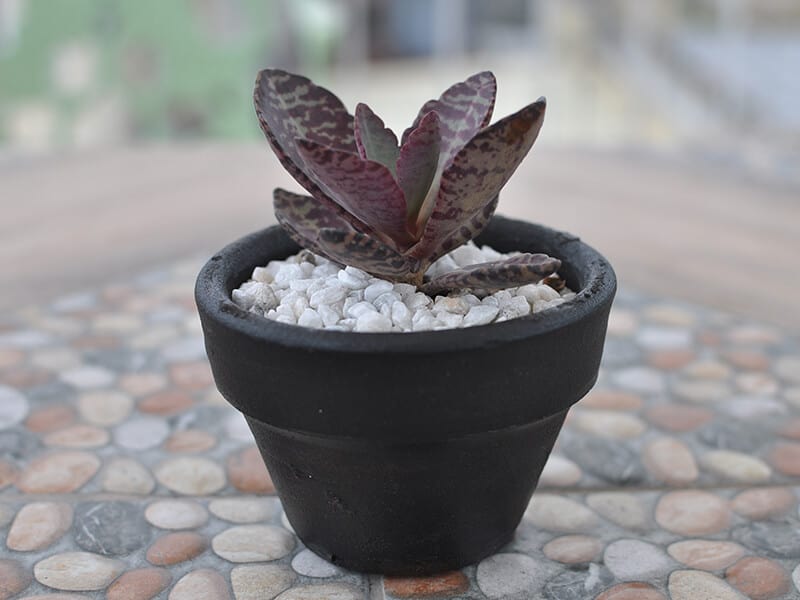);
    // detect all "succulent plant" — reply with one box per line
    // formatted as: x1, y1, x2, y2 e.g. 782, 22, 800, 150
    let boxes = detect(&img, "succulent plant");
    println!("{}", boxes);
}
254, 69, 560, 293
